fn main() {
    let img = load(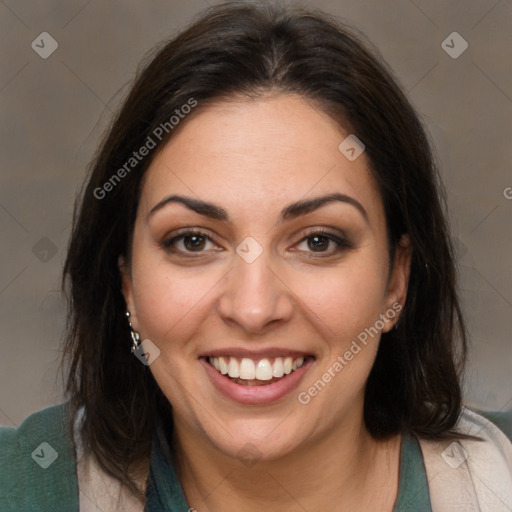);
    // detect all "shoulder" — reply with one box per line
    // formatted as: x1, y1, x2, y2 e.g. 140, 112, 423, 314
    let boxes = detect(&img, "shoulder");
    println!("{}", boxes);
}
475, 408, 512, 442
0, 402, 79, 512
418, 407, 512, 511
